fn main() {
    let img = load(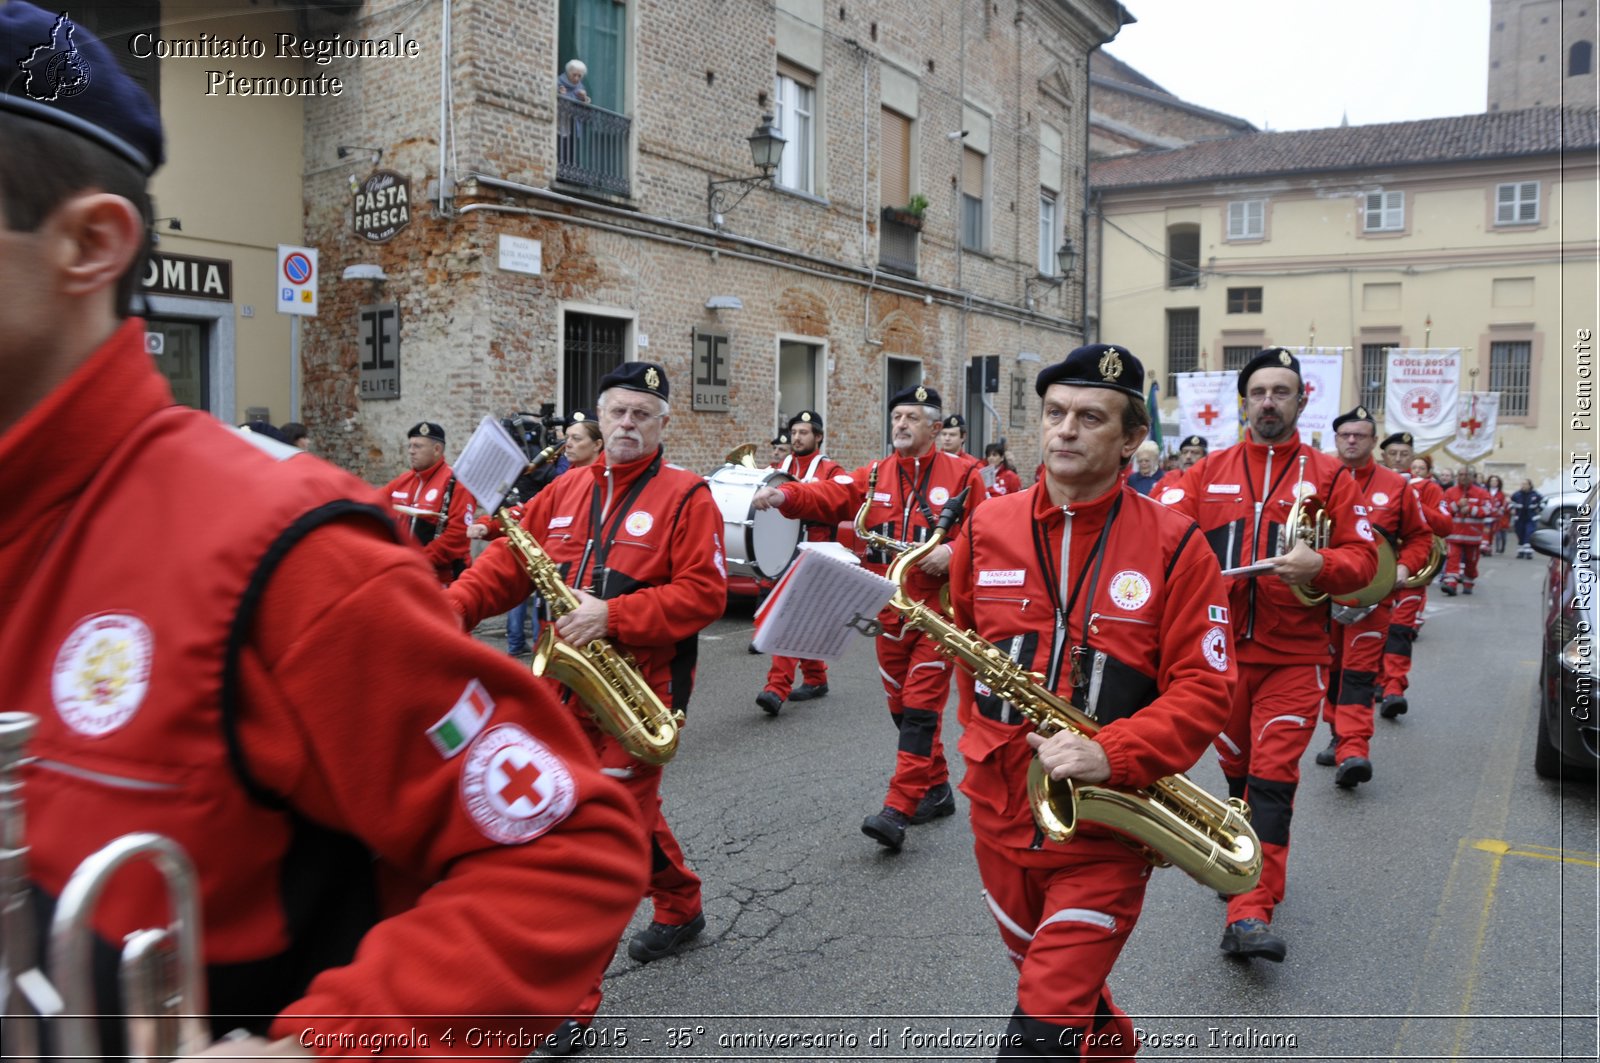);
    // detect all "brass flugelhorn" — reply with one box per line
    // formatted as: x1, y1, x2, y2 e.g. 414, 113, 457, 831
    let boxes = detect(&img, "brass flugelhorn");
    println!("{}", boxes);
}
499, 515, 683, 764
1, 712, 209, 1063
1401, 535, 1446, 589
884, 499, 1263, 895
